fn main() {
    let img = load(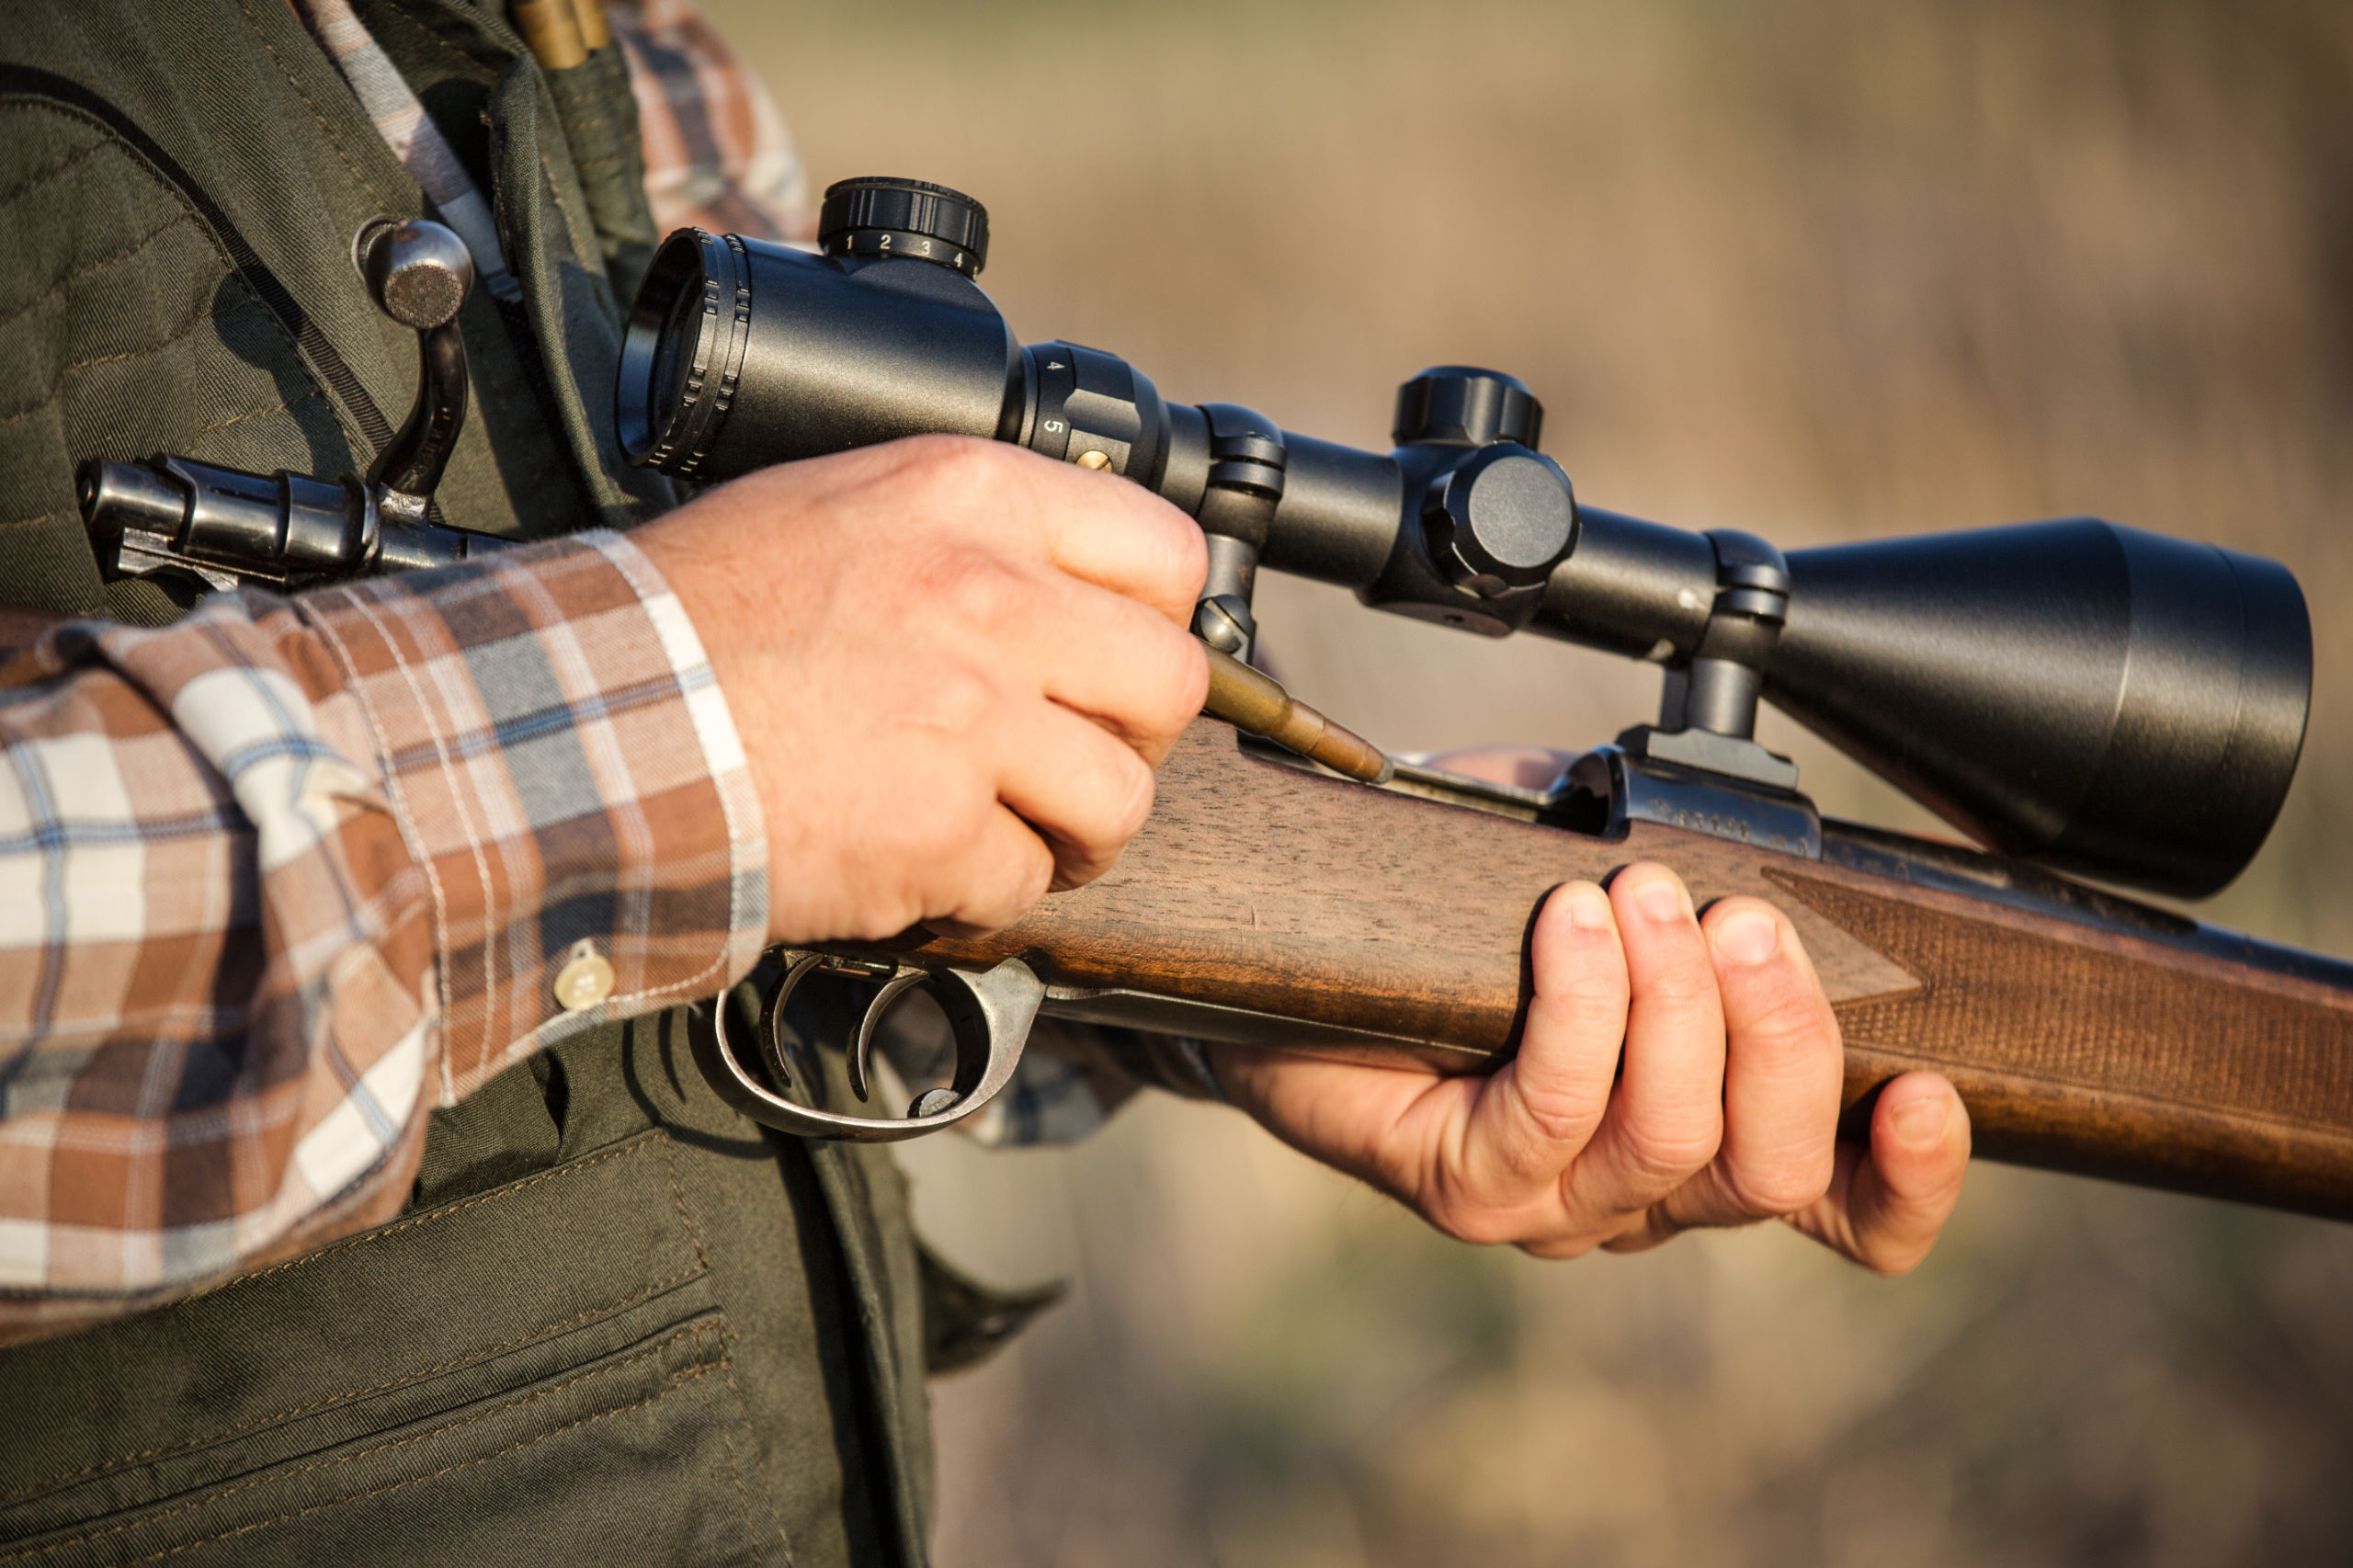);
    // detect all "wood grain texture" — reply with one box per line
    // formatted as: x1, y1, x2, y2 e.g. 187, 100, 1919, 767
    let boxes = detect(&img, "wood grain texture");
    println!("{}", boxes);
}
911, 721, 2353, 1218
1768, 869, 2353, 1214
918, 722, 1920, 1045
